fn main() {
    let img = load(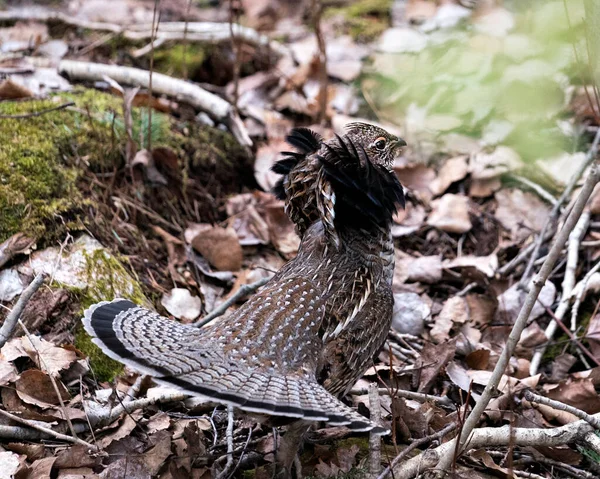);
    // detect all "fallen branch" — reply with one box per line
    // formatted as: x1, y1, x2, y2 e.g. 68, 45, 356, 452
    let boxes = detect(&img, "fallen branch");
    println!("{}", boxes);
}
0, 10, 286, 55
530, 209, 591, 375
435, 163, 600, 475
349, 387, 453, 407
518, 128, 600, 284
525, 390, 600, 429
377, 422, 456, 479
0, 101, 75, 119
194, 276, 269, 327
570, 257, 600, 330
0, 408, 97, 451
368, 383, 382, 478
87, 390, 187, 427
58, 60, 252, 147
0, 274, 44, 348
394, 415, 600, 479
